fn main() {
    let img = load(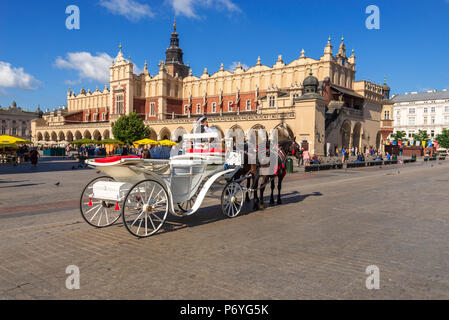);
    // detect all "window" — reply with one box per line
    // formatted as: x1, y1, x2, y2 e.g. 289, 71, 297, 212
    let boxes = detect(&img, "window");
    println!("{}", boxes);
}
396, 110, 401, 115
12, 128, 17, 135
269, 96, 276, 107
445, 106, 449, 113
431, 130, 435, 138
384, 110, 390, 120
1, 127, 5, 135
93, 114, 97, 121
408, 131, 414, 138
246, 100, 251, 111
423, 107, 428, 113
85, 114, 89, 122
212, 102, 217, 113
102, 113, 106, 121
150, 103, 156, 116
115, 94, 124, 114
431, 107, 436, 113
408, 108, 415, 114
196, 104, 201, 114
408, 117, 415, 125
184, 105, 188, 114
22, 128, 26, 136
423, 116, 428, 125
228, 101, 233, 112
293, 94, 299, 99
431, 116, 435, 124
445, 116, 449, 123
